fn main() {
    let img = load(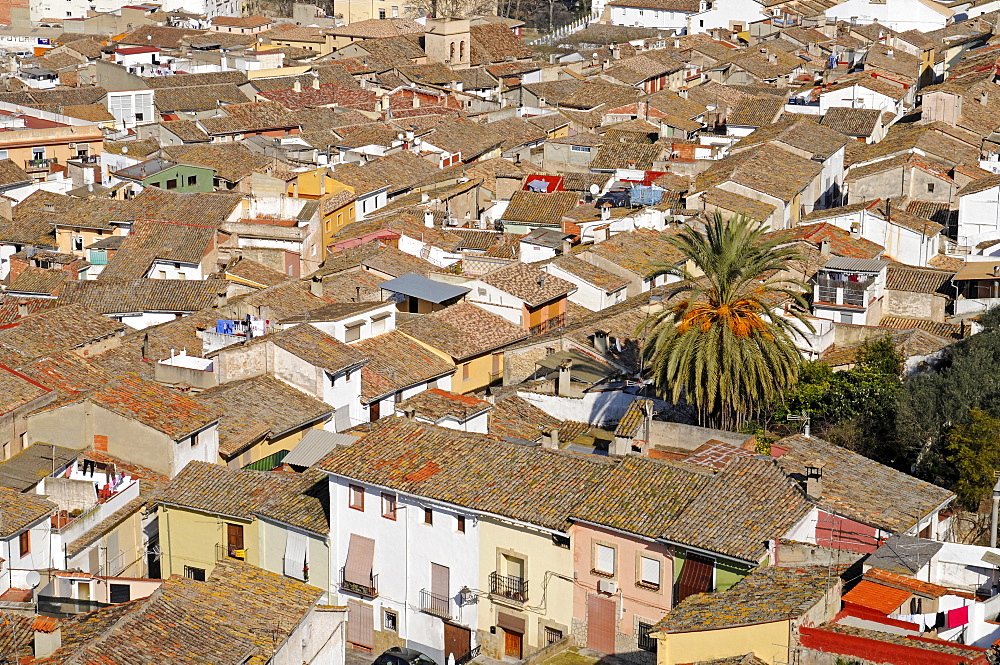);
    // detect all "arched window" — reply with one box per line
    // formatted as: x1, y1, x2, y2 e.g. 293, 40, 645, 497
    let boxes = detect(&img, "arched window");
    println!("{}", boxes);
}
459, 40, 465, 60
449, 42, 455, 60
